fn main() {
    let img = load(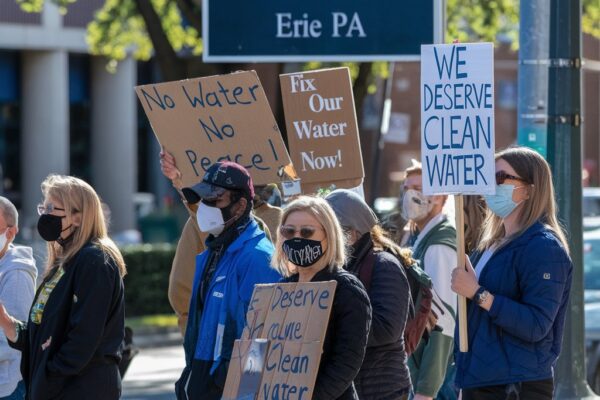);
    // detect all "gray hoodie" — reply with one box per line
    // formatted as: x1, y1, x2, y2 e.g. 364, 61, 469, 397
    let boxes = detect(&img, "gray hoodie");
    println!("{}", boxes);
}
0, 243, 37, 396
